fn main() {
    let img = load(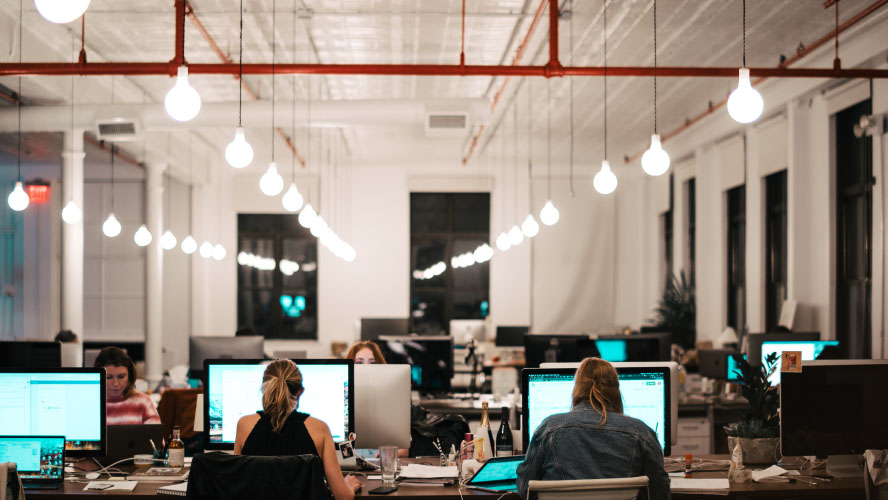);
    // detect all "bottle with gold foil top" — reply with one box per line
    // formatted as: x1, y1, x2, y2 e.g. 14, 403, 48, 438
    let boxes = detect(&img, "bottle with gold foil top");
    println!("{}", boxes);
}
473, 402, 495, 461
